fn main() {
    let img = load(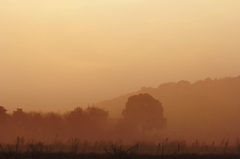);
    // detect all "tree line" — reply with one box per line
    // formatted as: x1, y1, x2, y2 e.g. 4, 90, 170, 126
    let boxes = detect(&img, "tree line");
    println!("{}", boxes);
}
0, 94, 167, 143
